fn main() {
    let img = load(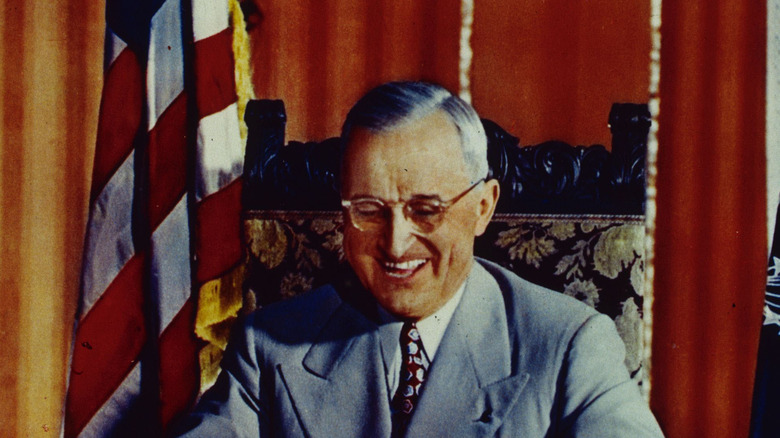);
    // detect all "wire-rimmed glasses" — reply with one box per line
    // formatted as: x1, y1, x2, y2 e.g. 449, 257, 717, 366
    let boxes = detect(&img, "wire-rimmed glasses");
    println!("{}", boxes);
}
341, 179, 486, 234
